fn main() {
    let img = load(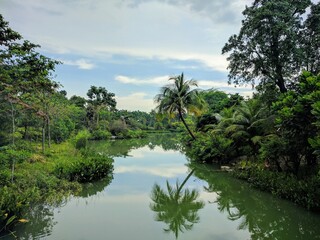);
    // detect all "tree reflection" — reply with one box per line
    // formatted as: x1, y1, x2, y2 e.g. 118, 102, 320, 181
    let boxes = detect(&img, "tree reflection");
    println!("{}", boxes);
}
88, 133, 182, 158
10, 204, 59, 239
150, 170, 204, 239
76, 175, 113, 198
188, 162, 320, 240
